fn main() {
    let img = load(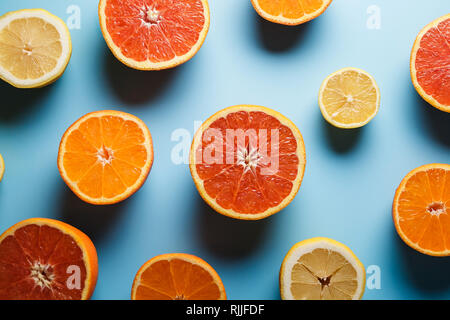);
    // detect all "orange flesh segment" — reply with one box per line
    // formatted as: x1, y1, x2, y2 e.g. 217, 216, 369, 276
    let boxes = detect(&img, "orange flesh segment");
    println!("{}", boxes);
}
415, 18, 450, 106
257, 0, 325, 19
104, 0, 206, 62
62, 114, 148, 201
0, 224, 87, 300
397, 167, 450, 253
135, 258, 222, 300
195, 111, 299, 215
